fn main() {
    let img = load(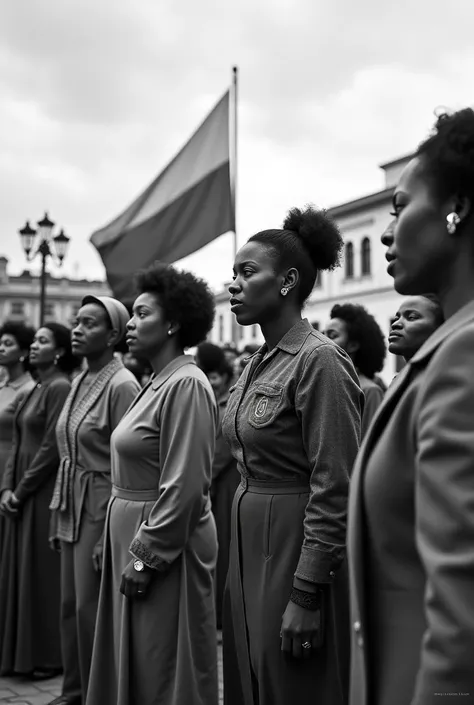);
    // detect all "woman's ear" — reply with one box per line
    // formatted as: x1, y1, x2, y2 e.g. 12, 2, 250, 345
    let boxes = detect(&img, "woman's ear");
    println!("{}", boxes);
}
282, 267, 299, 292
